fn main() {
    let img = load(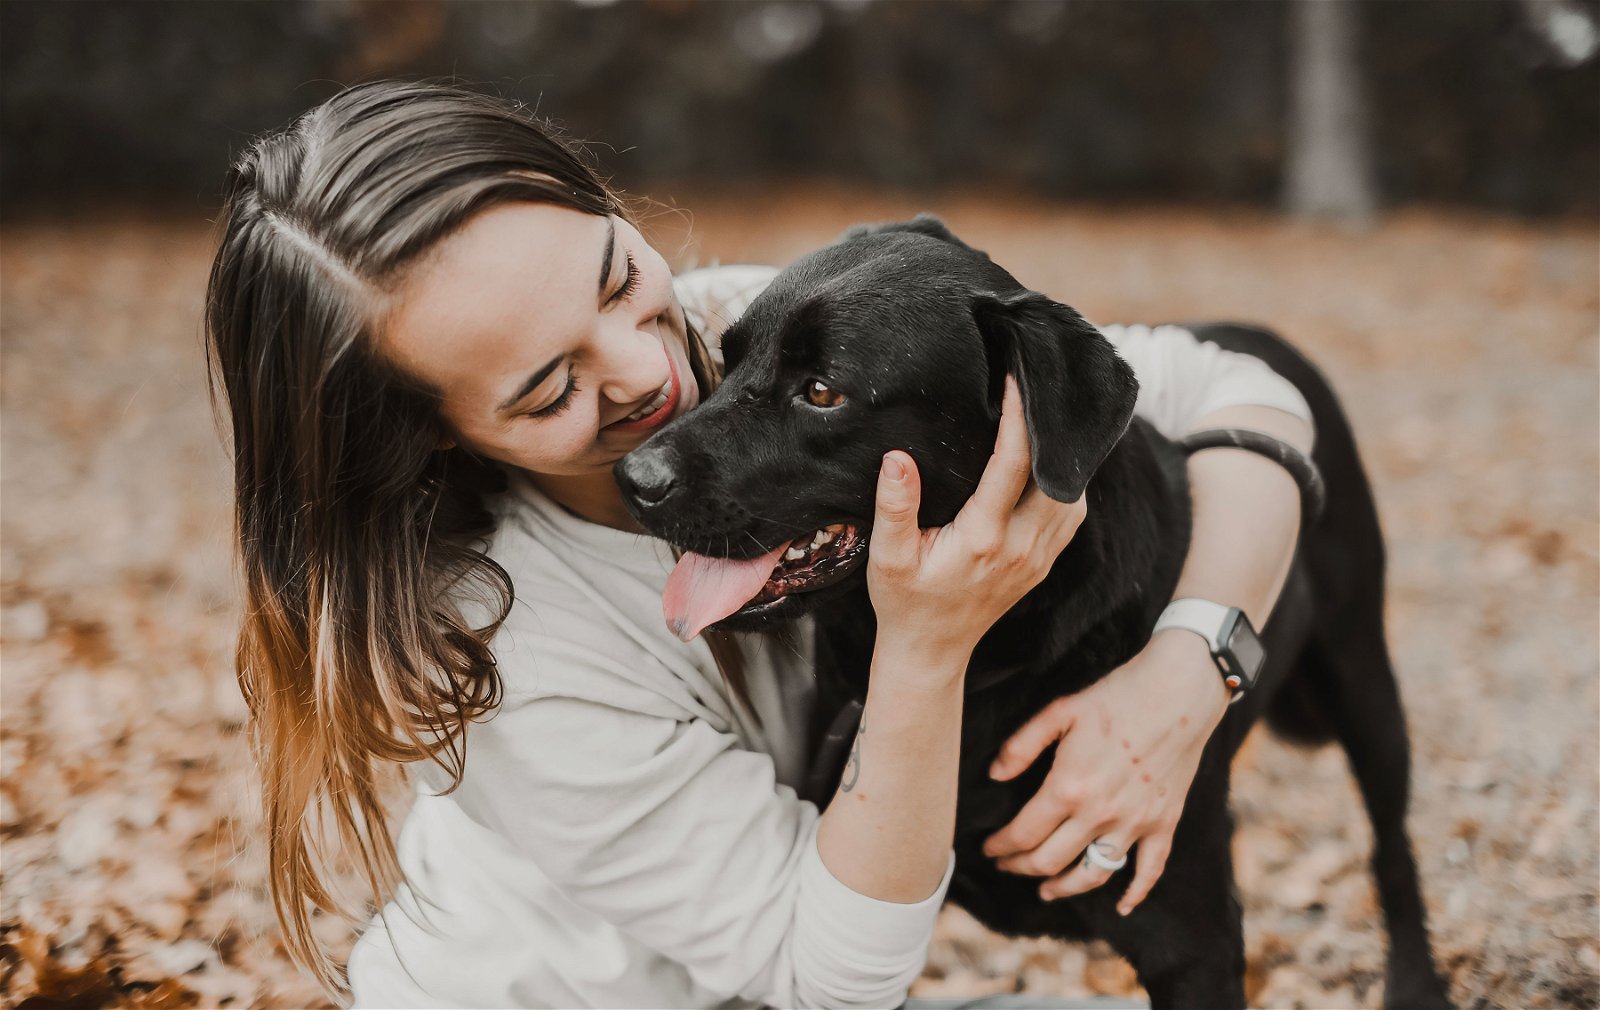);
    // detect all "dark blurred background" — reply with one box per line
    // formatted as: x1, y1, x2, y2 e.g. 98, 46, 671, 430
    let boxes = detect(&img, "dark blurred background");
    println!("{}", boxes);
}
2, 0, 1597, 218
